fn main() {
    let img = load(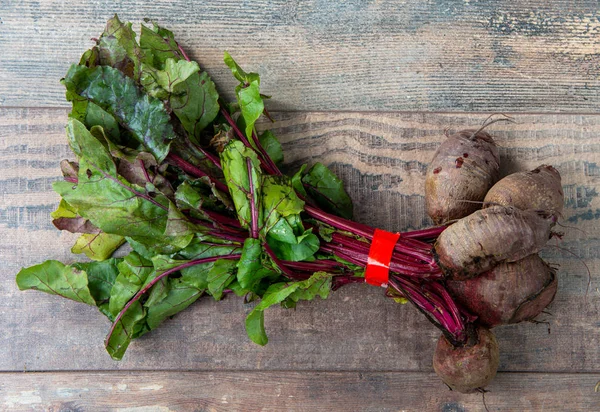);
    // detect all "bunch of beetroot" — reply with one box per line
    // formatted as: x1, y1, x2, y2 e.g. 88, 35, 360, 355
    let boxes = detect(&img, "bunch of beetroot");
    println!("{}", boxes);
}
13, 17, 565, 393
426, 127, 563, 392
